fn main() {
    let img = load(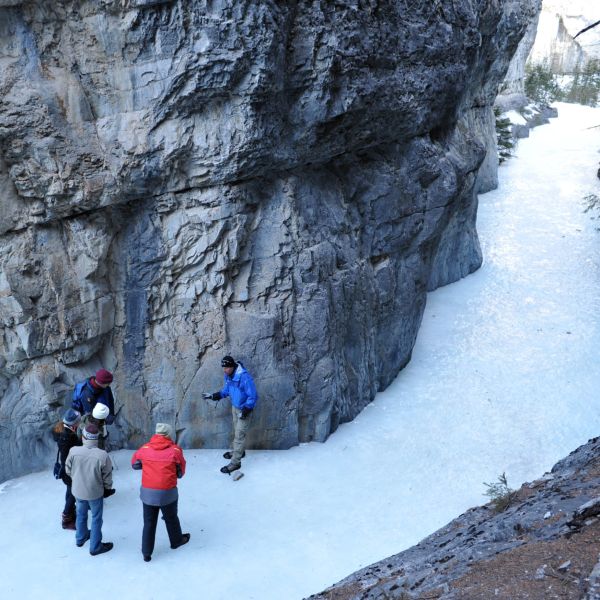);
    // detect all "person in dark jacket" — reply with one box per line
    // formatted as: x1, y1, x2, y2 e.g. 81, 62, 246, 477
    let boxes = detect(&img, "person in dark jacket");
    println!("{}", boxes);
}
203, 355, 258, 474
78, 402, 110, 450
71, 368, 115, 425
52, 408, 82, 530
131, 423, 190, 562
